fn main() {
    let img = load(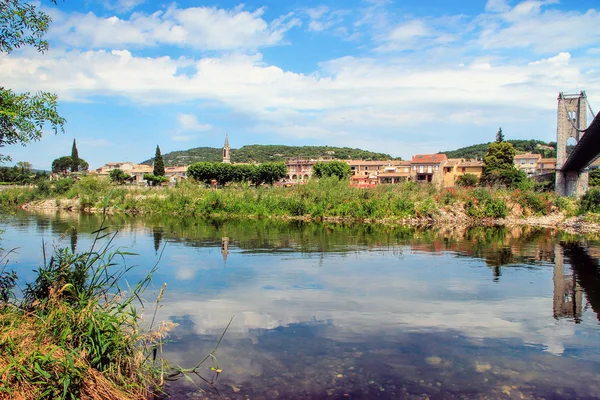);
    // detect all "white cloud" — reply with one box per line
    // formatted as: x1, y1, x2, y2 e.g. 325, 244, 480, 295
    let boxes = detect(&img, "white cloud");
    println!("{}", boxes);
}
177, 114, 212, 132
485, 0, 511, 13
48, 5, 301, 51
103, 0, 146, 13
305, 6, 347, 33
